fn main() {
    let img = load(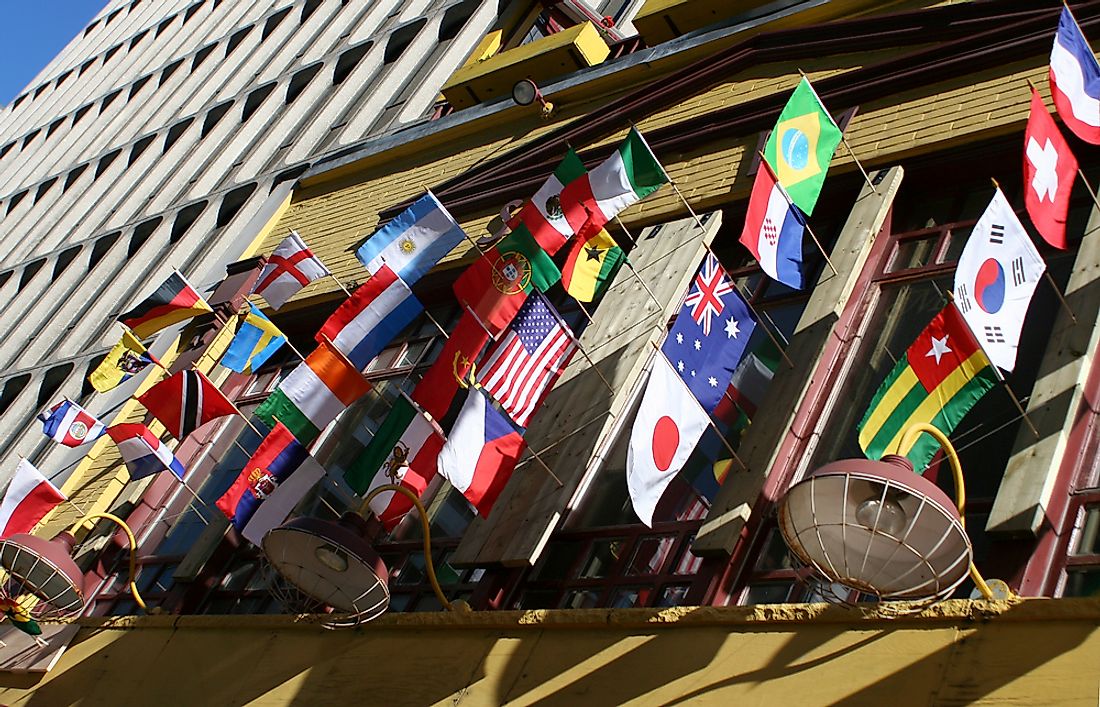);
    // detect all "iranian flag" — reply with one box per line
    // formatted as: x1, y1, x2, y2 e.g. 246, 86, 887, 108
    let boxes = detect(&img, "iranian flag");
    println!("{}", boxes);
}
561, 127, 668, 232
512, 149, 588, 255
344, 396, 443, 529
254, 340, 371, 445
